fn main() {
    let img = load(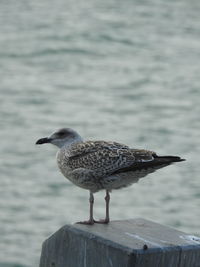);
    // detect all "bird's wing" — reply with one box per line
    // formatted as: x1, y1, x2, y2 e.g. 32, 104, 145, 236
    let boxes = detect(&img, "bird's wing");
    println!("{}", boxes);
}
68, 140, 129, 157
67, 141, 155, 177
112, 154, 184, 175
